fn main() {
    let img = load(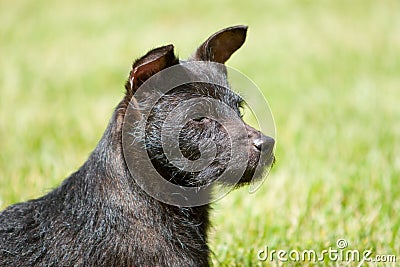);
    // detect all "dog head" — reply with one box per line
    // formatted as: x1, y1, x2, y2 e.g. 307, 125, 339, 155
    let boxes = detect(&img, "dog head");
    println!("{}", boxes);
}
121, 26, 275, 195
